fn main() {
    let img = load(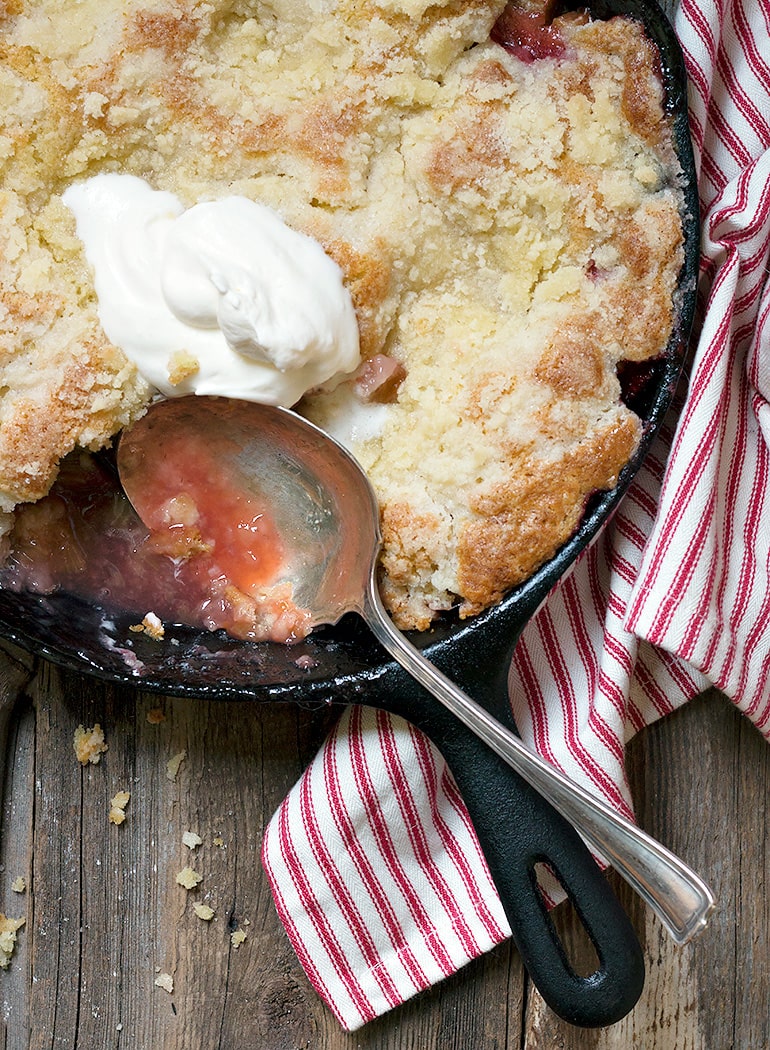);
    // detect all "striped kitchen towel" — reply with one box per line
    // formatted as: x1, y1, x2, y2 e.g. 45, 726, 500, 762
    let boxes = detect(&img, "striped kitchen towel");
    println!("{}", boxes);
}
263, 0, 770, 1030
